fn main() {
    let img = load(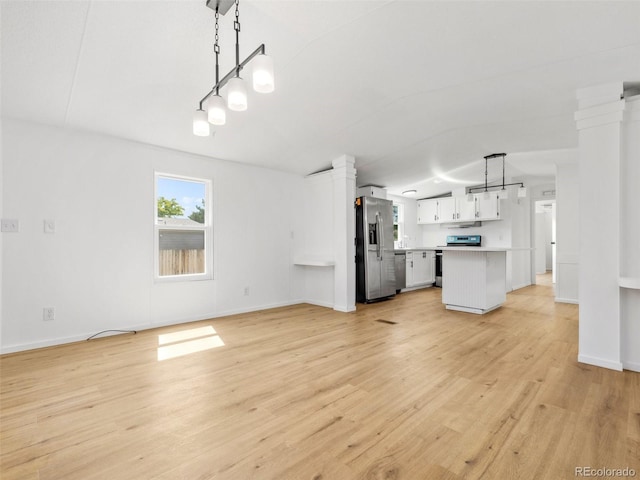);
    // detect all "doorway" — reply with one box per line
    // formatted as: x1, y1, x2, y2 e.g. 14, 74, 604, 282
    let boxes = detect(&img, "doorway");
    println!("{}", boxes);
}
534, 200, 556, 284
